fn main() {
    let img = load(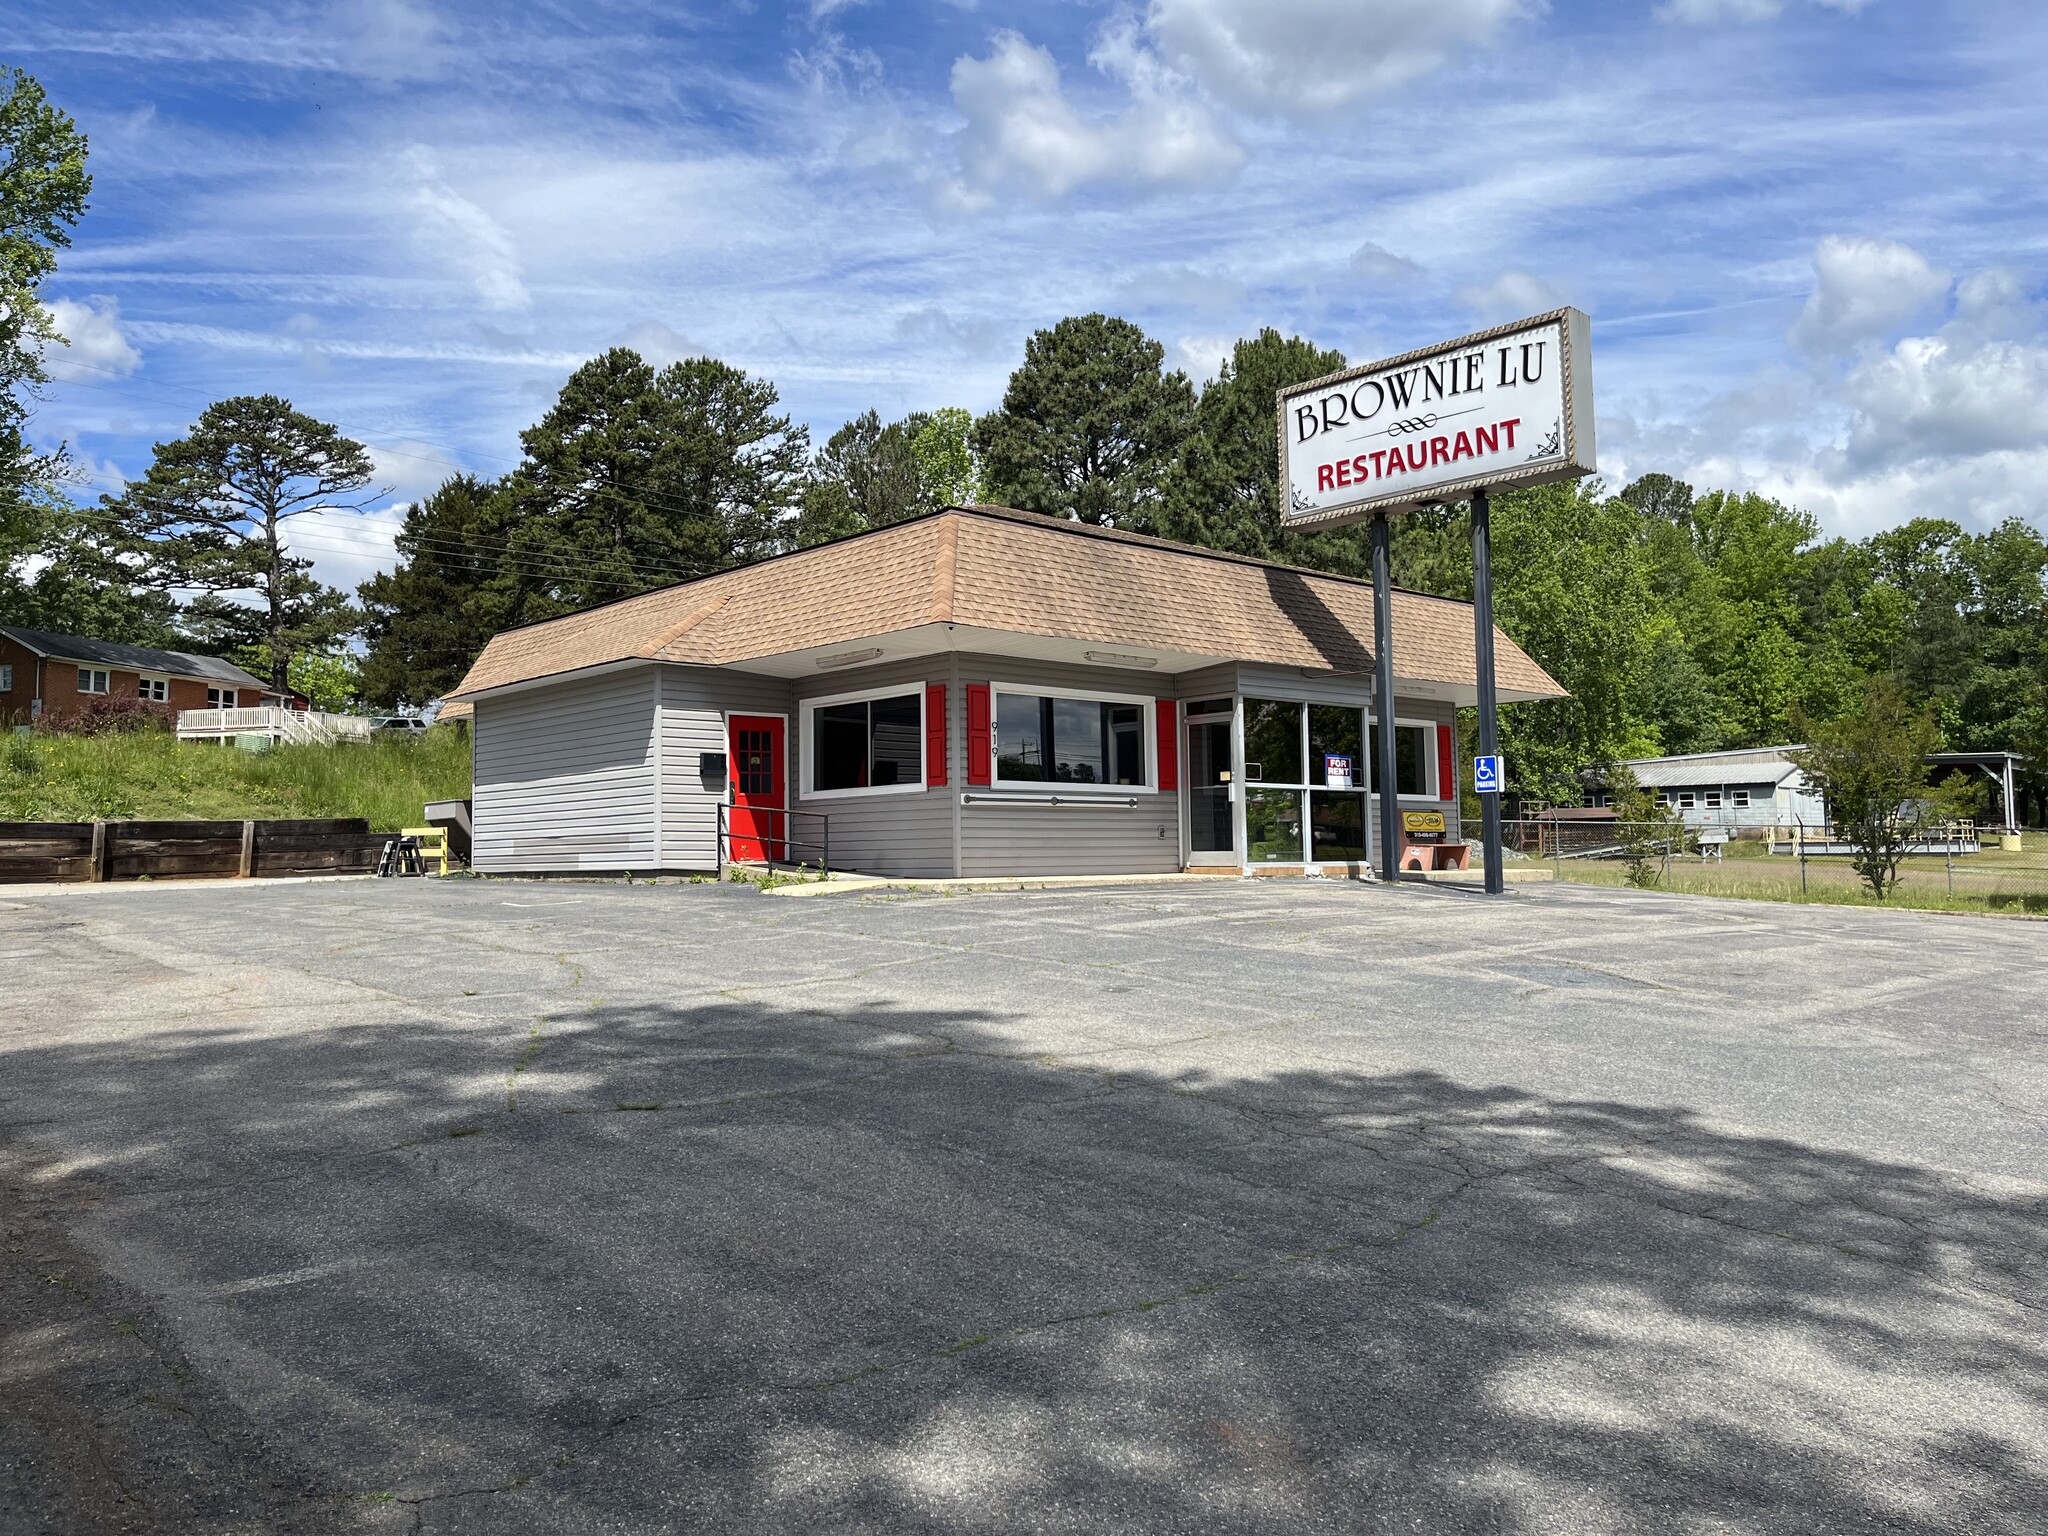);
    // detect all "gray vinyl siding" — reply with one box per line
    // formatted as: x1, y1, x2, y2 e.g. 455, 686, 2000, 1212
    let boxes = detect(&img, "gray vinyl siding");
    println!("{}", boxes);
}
959, 653, 1181, 879
472, 668, 658, 873
1172, 663, 1239, 706
791, 656, 953, 878
657, 666, 792, 870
